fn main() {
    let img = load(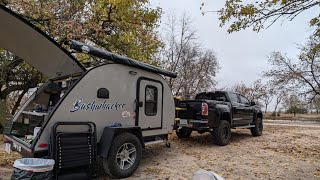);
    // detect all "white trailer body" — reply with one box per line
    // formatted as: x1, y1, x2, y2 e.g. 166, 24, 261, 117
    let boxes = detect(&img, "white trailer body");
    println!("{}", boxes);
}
36, 63, 175, 151
1, 5, 176, 178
